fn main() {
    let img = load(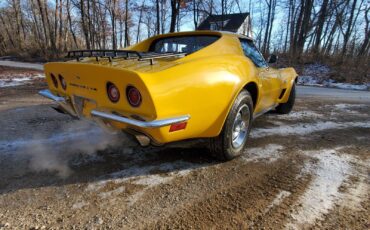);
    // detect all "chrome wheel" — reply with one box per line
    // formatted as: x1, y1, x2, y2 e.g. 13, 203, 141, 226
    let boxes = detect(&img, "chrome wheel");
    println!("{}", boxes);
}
231, 104, 250, 149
